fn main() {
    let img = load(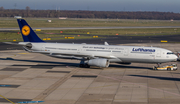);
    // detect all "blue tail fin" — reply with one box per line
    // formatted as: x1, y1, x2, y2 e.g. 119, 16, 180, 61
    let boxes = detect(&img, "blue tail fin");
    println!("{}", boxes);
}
17, 19, 44, 42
